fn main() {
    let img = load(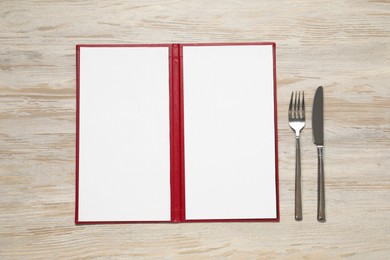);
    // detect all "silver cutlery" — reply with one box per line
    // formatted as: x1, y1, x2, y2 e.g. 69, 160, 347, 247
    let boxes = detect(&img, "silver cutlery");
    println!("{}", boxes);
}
288, 91, 305, 221
312, 86, 326, 222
